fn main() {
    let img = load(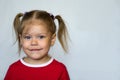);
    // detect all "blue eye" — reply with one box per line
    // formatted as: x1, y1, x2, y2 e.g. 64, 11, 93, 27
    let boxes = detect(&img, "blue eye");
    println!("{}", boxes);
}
24, 36, 31, 40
